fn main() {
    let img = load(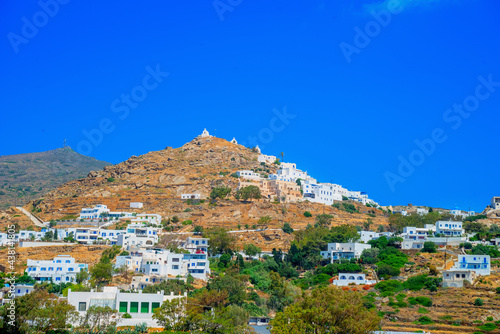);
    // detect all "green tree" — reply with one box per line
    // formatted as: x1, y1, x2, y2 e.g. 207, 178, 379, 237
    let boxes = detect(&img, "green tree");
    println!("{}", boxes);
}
90, 261, 113, 285
315, 214, 334, 227
258, 215, 272, 229
235, 185, 262, 201
270, 286, 380, 334
79, 305, 120, 332
282, 222, 294, 234
422, 241, 437, 253
210, 186, 232, 200
204, 227, 236, 255
153, 298, 187, 331
0, 288, 77, 334
243, 244, 262, 257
